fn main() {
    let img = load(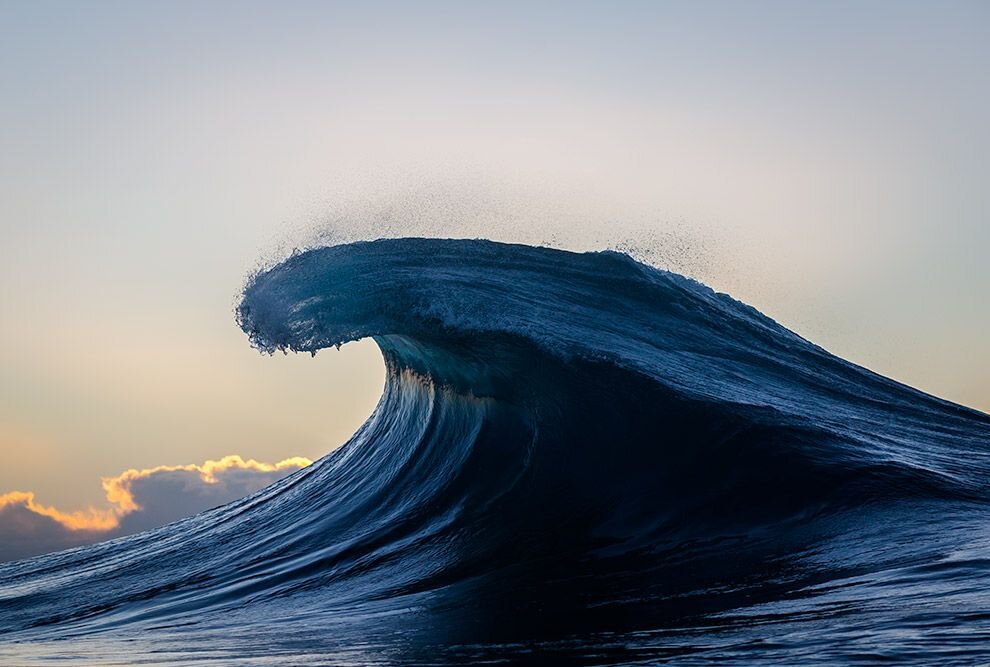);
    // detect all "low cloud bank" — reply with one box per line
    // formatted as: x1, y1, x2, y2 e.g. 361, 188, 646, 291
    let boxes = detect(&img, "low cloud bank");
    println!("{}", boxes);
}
0, 455, 311, 562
